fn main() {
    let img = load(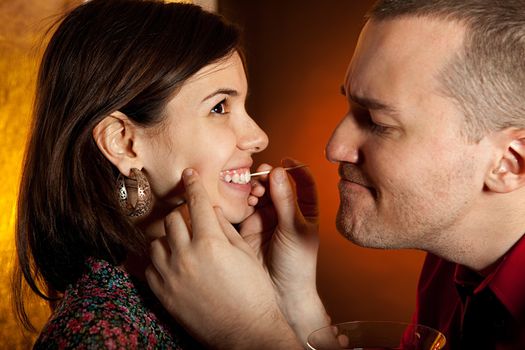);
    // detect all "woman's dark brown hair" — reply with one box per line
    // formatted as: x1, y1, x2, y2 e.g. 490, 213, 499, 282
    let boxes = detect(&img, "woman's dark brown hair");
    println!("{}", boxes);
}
13, 0, 242, 331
